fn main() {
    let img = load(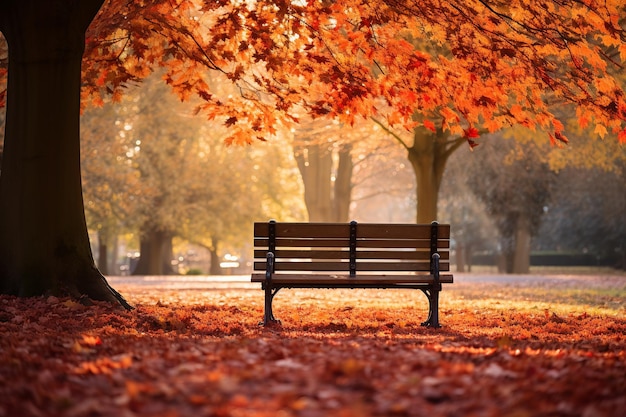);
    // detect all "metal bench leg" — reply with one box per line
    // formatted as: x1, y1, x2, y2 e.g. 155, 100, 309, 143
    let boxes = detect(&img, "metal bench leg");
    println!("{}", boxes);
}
428, 286, 441, 328
260, 286, 281, 326
422, 251, 442, 328
420, 287, 441, 328
420, 289, 432, 326
260, 250, 281, 326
